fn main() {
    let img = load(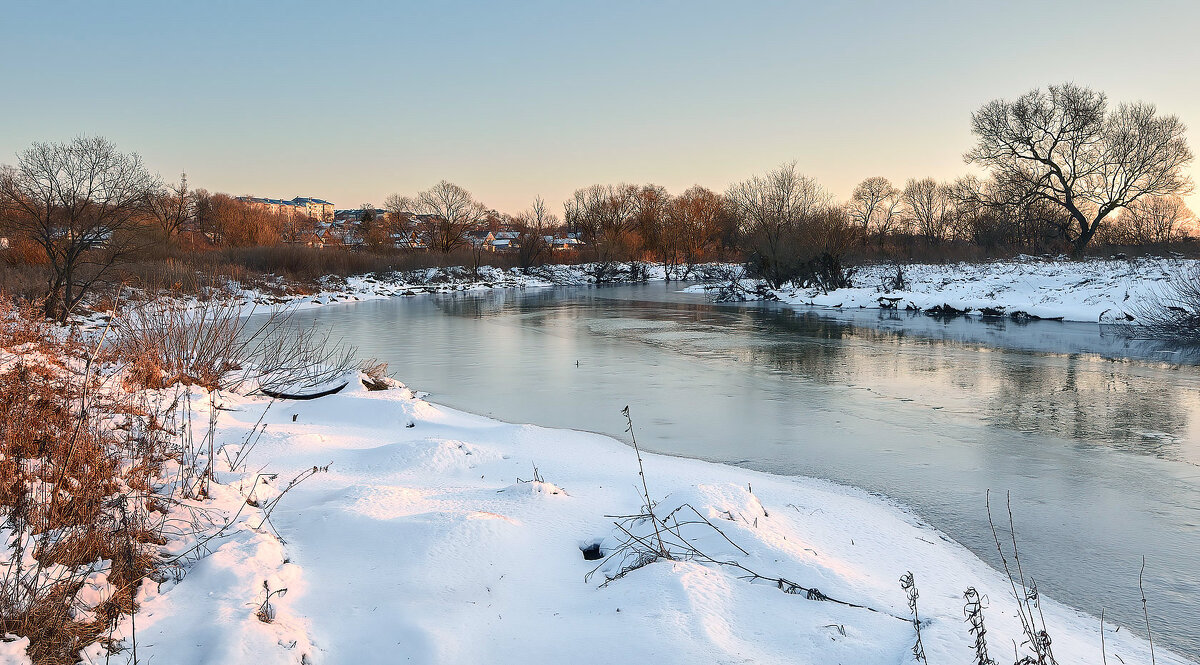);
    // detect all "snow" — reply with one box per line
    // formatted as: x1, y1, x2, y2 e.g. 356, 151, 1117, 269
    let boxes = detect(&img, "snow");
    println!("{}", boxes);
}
0, 637, 31, 665
766, 257, 1192, 323
76, 263, 741, 333
180, 264, 681, 315
84, 378, 1189, 665
127, 256, 1192, 329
